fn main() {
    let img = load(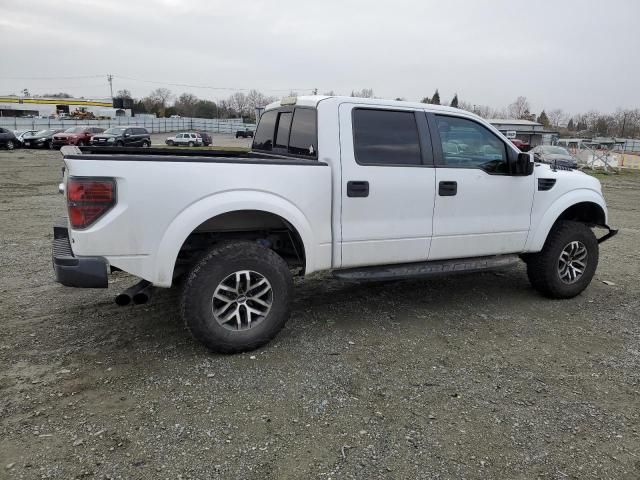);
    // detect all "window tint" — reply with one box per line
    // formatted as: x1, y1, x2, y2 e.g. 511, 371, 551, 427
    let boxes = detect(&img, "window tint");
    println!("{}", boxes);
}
275, 112, 292, 148
436, 116, 508, 173
252, 110, 277, 151
288, 108, 317, 157
353, 109, 421, 166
